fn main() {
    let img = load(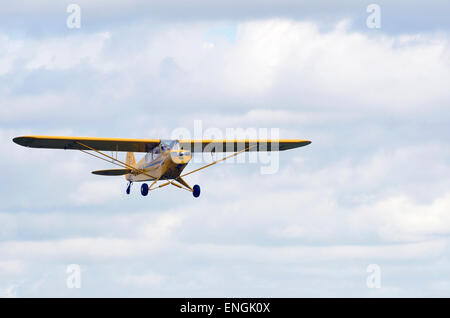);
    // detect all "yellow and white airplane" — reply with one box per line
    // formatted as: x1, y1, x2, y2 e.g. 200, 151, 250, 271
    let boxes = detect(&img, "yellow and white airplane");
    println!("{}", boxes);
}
13, 136, 311, 197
